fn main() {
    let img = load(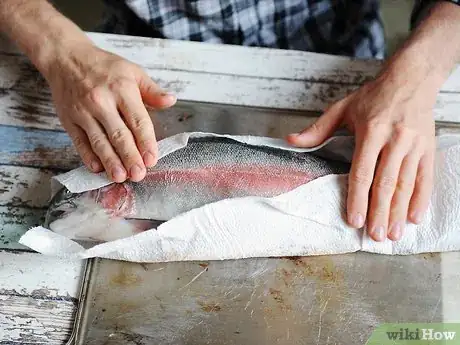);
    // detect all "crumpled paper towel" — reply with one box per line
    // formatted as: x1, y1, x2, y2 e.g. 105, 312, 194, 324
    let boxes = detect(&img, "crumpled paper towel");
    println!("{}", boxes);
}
19, 132, 460, 262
